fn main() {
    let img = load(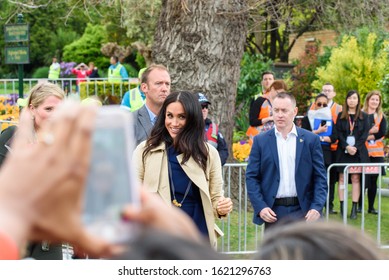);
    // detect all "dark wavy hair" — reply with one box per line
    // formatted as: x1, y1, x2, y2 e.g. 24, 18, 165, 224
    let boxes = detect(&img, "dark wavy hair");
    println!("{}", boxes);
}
142, 91, 208, 172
